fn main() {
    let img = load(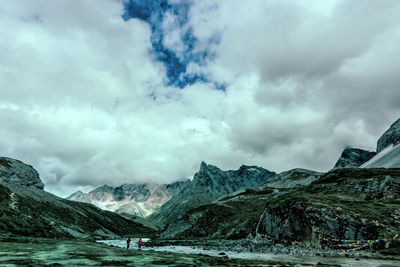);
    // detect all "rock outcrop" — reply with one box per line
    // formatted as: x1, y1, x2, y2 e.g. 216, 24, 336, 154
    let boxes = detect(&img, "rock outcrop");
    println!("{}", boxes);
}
377, 118, 400, 153
67, 180, 190, 218
0, 157, 44, 189
332, 147, 376, 169
0, 157, 155, 238
148, 162, 276, 227
160, 168, 400, 242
